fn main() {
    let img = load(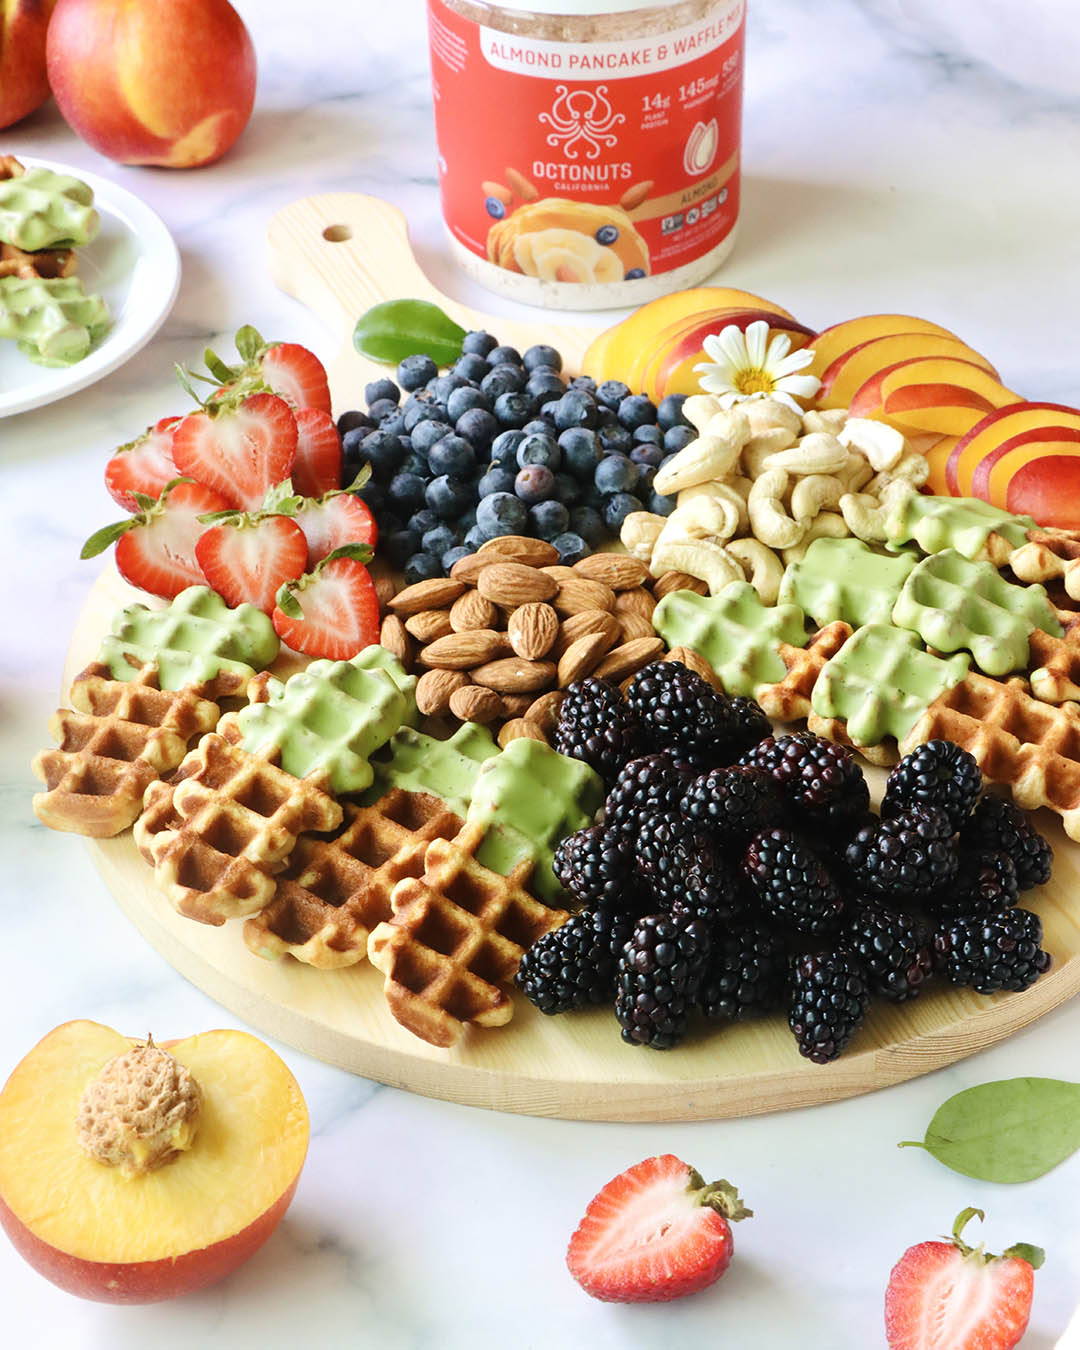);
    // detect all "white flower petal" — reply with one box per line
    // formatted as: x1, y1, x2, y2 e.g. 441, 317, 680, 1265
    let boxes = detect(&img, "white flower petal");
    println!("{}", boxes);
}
775, 372, 822, 399
770, 389, 809, 413
700, 333, 728, 365
744, 320, 770, 368
697, 369, 739, 397
773, 344, 816, 375
713, 391, 741, 409
764, 330, 793, 366
715, 323, 751, 369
